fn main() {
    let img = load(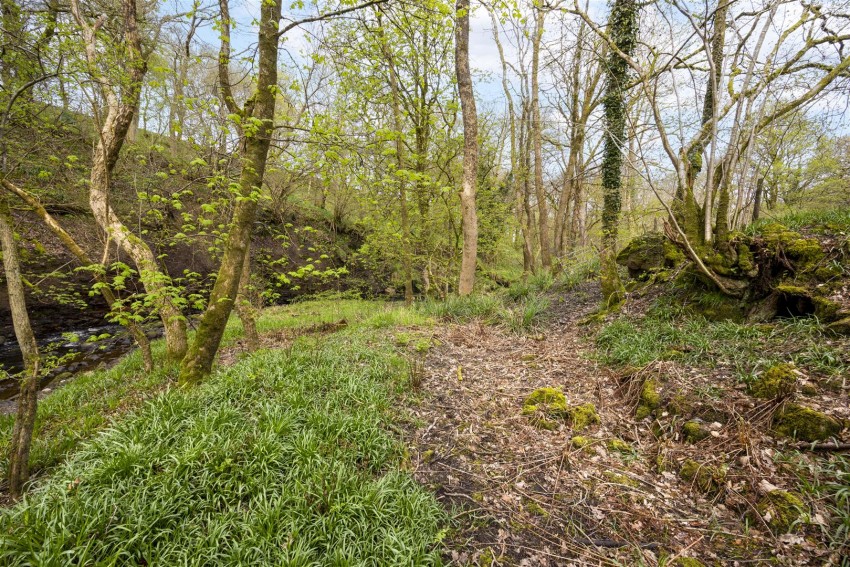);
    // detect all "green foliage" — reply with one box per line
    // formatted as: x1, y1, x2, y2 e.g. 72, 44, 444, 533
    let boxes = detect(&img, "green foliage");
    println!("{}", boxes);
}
0, 304, 445, 565
596, 302, 848, 382
419, 294, 505, 324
